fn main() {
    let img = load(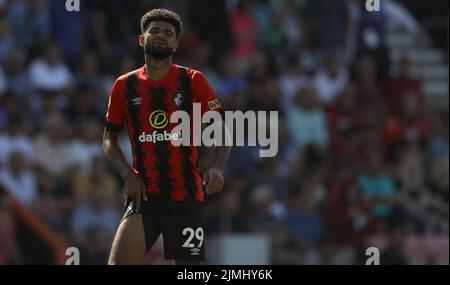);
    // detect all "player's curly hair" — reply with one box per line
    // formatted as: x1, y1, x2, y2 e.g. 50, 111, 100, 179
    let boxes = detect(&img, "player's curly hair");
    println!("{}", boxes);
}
140, 9, 183, 38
